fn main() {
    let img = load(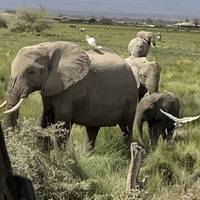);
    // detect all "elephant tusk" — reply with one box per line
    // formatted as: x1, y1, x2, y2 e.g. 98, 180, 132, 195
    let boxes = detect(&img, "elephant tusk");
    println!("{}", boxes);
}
4, 98, 24, 114
151, 43, 155, 48
144, 91, 150, 97
0, 101, 6, 109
